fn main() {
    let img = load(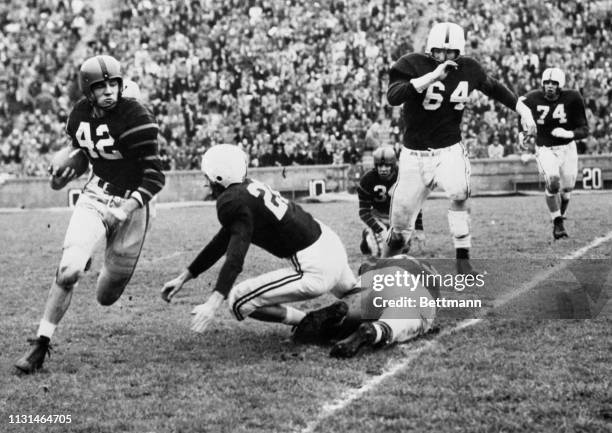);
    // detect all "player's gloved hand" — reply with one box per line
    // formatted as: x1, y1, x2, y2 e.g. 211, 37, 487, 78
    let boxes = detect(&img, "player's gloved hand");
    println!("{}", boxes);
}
161, 269, 193, 302
551, 127, 574, 139
433, 60, 458, 81
412, 229, 426, 252
191, 292, 224, 333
